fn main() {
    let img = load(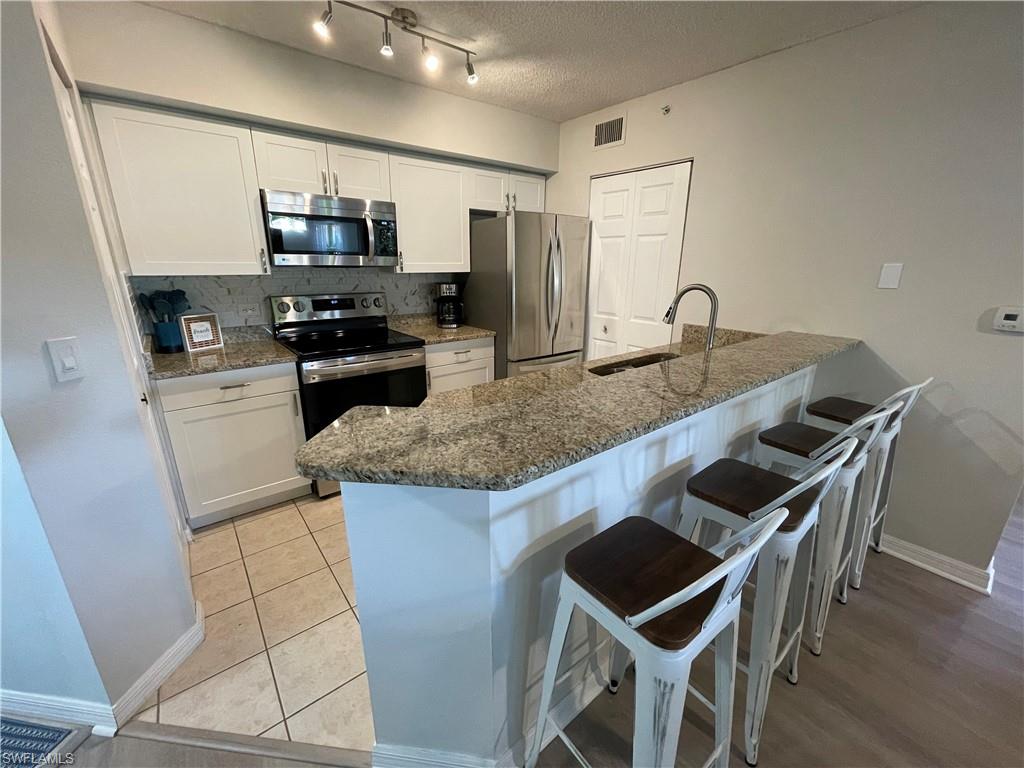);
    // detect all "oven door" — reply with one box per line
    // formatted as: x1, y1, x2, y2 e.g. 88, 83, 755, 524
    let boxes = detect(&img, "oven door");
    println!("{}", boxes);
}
298, 348, 427, 438
262, 190, 398, 267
